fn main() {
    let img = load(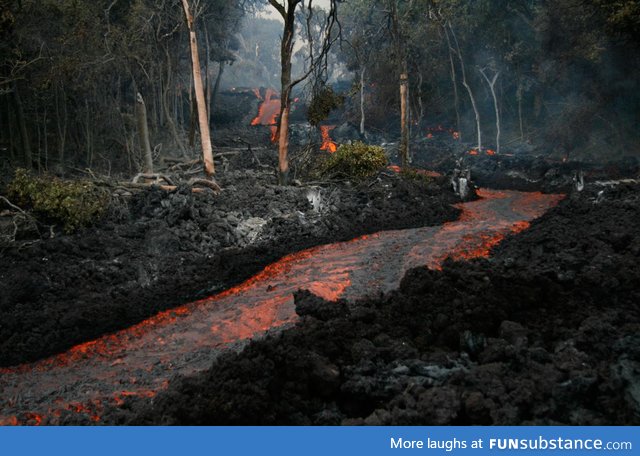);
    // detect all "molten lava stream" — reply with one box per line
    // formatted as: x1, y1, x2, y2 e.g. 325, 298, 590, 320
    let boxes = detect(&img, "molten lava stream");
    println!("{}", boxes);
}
0, 189, 563, 425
